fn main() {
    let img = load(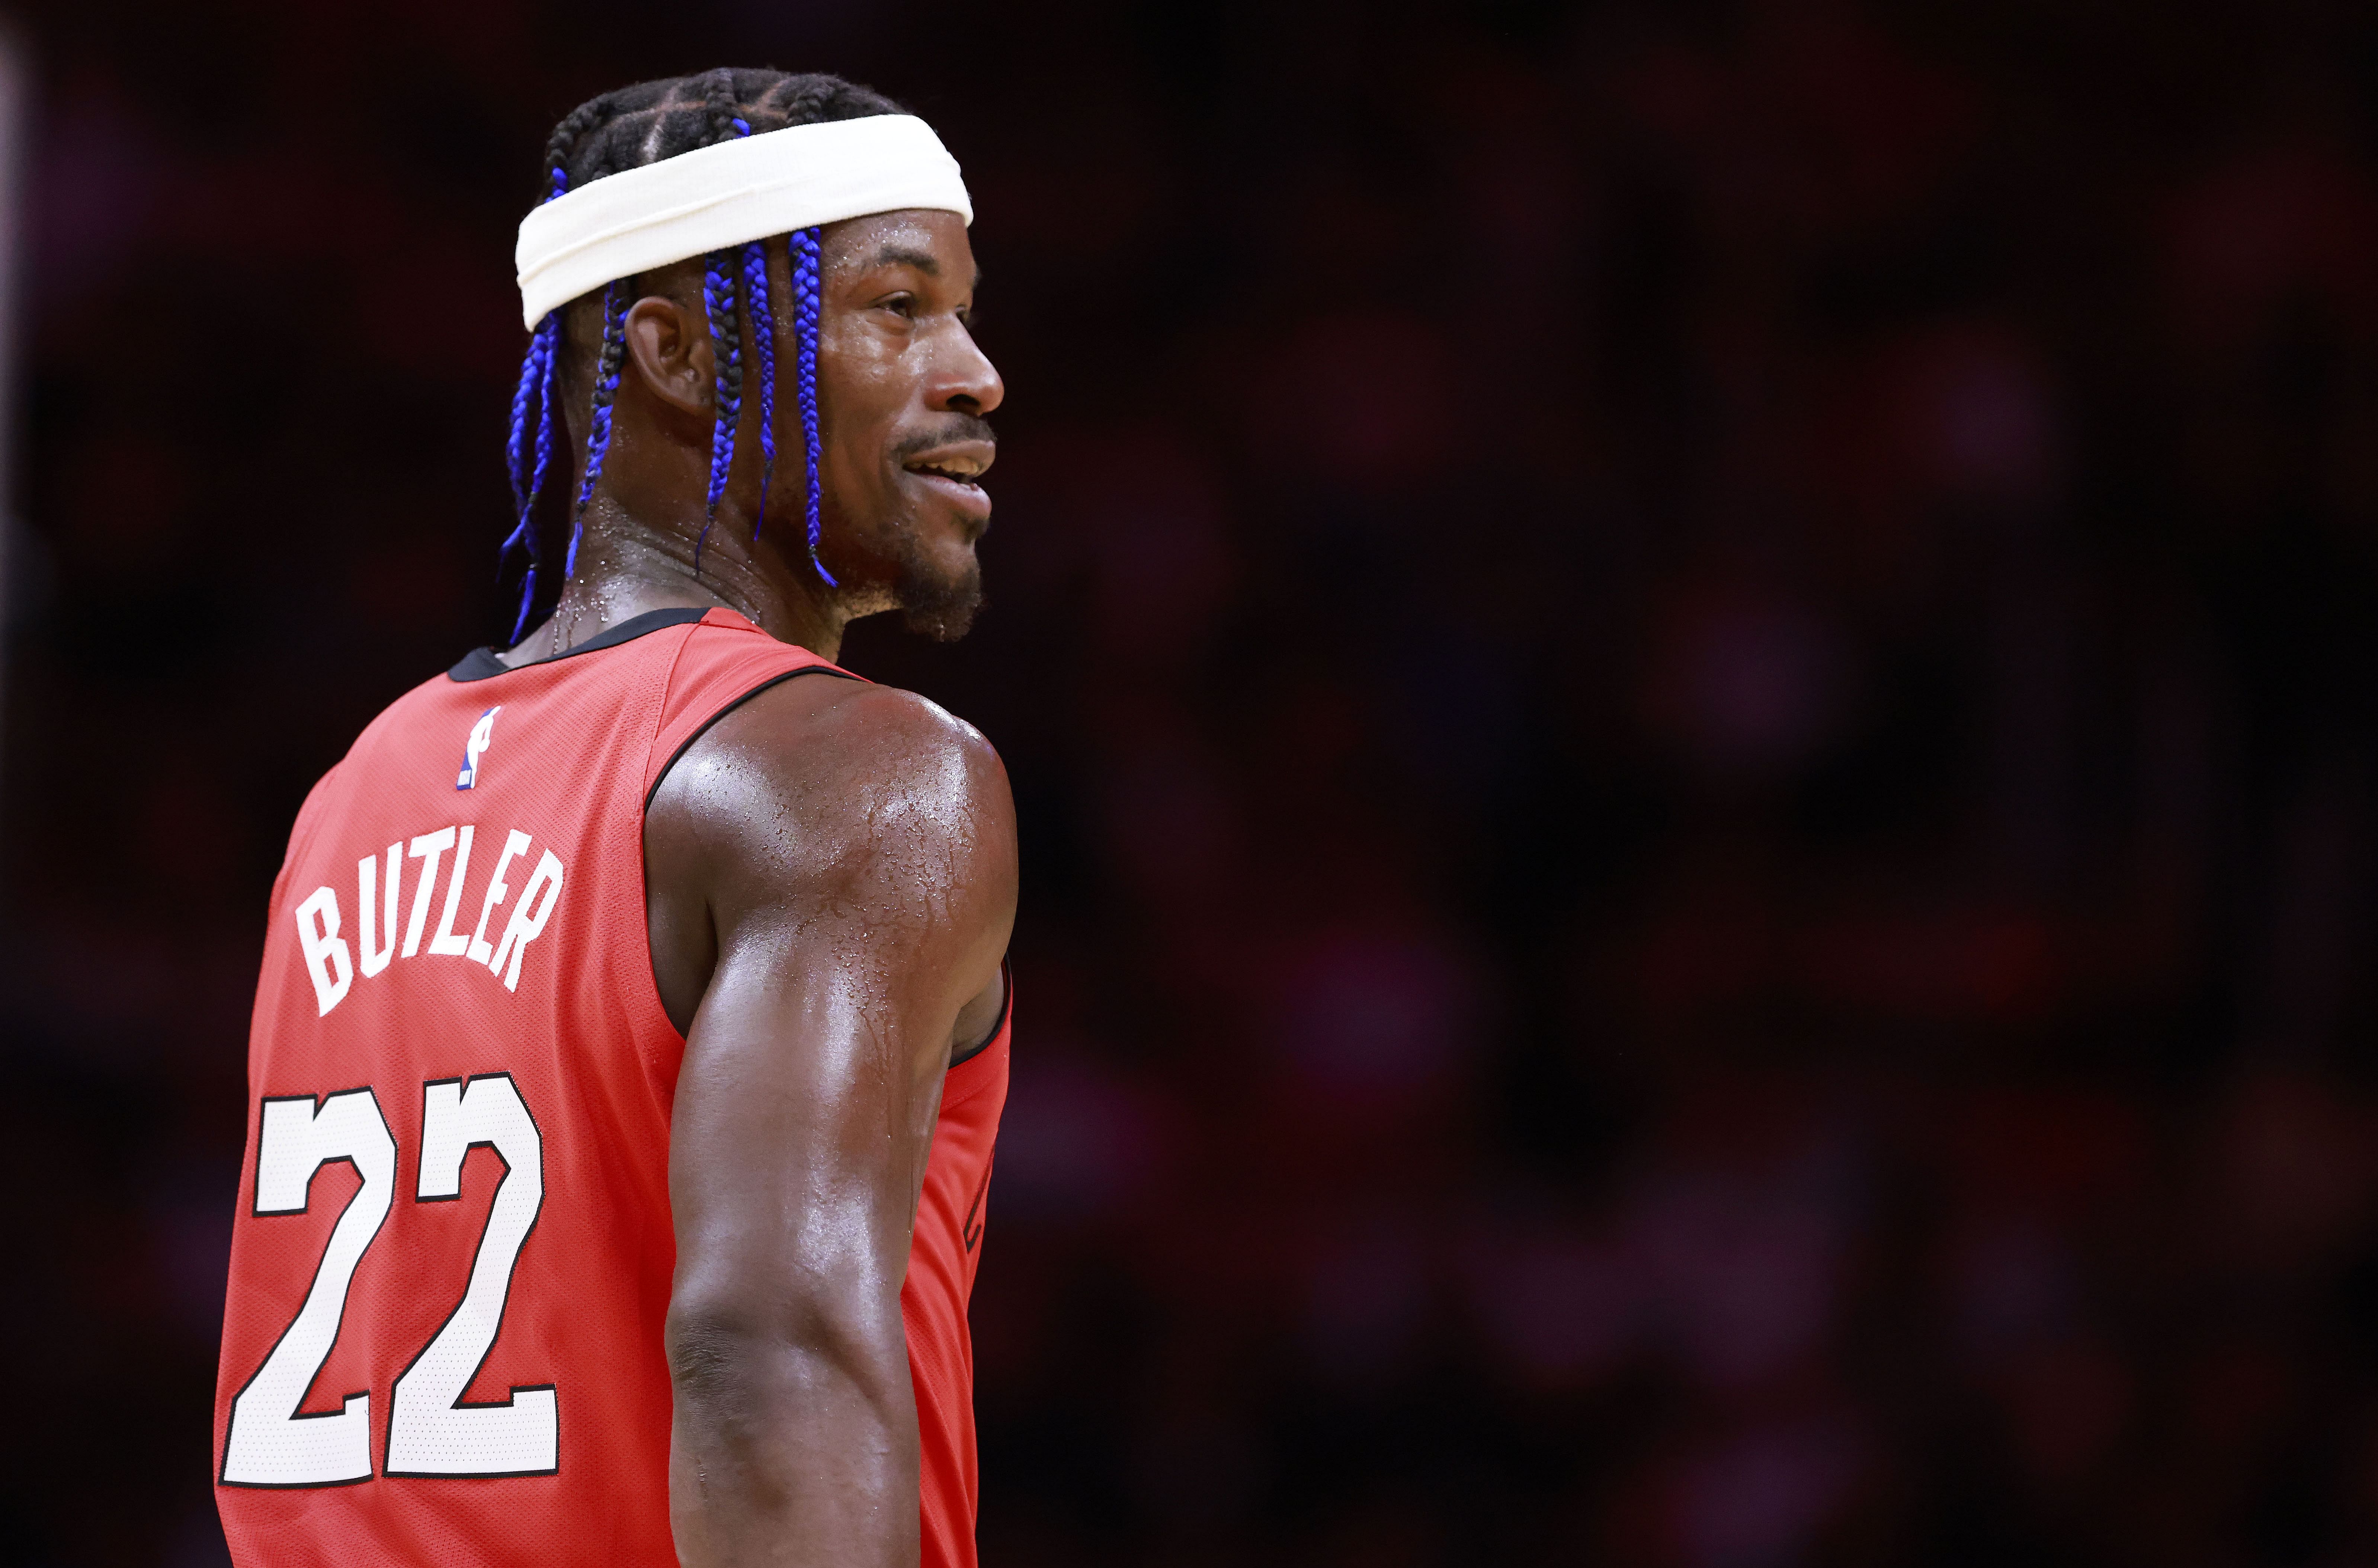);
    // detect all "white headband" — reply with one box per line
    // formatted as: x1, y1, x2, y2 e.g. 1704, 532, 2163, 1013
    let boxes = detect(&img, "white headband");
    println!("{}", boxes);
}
514, 114, 972, 328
